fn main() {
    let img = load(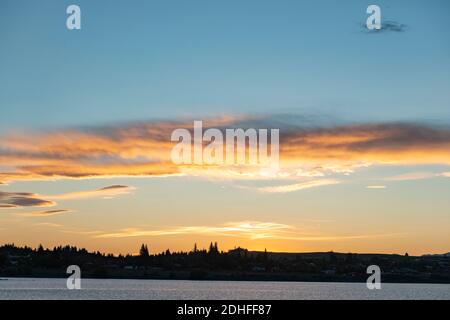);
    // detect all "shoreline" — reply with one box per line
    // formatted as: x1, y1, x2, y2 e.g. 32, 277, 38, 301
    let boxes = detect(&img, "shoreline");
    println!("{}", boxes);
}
1, 274, 449, 285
